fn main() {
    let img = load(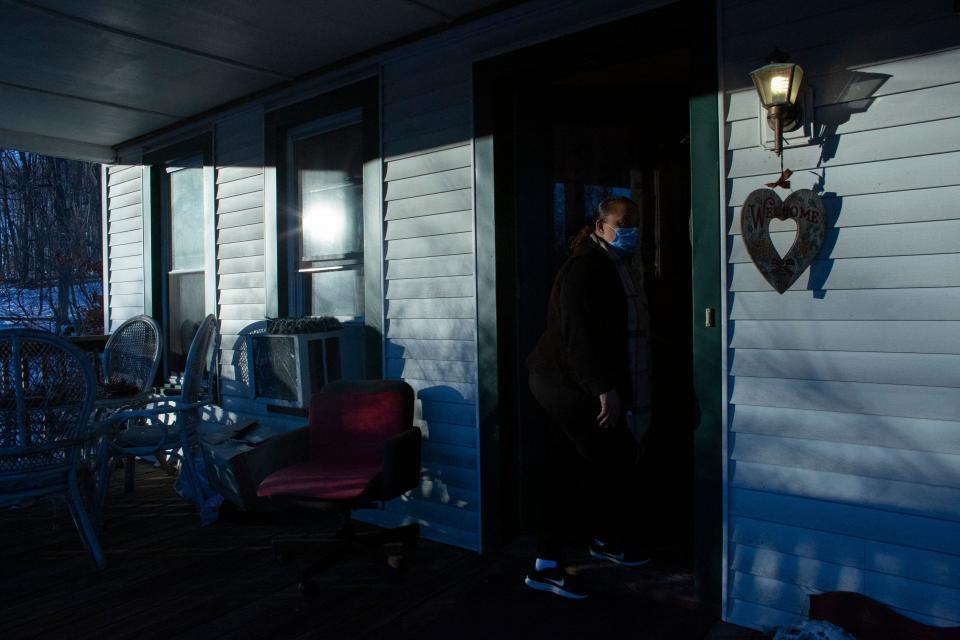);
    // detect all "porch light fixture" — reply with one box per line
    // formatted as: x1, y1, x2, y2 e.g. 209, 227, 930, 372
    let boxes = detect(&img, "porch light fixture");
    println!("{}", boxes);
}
750, 49, 804, 156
